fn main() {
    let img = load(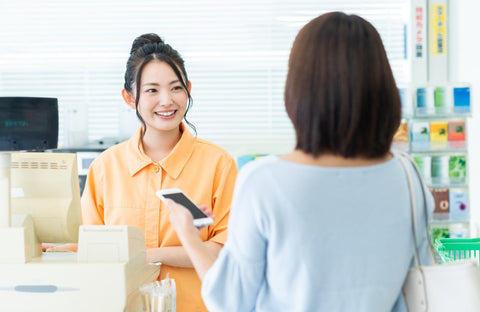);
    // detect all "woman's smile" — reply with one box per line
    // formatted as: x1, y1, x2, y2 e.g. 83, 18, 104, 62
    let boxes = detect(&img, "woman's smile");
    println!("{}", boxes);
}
155, 109, 177, 119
